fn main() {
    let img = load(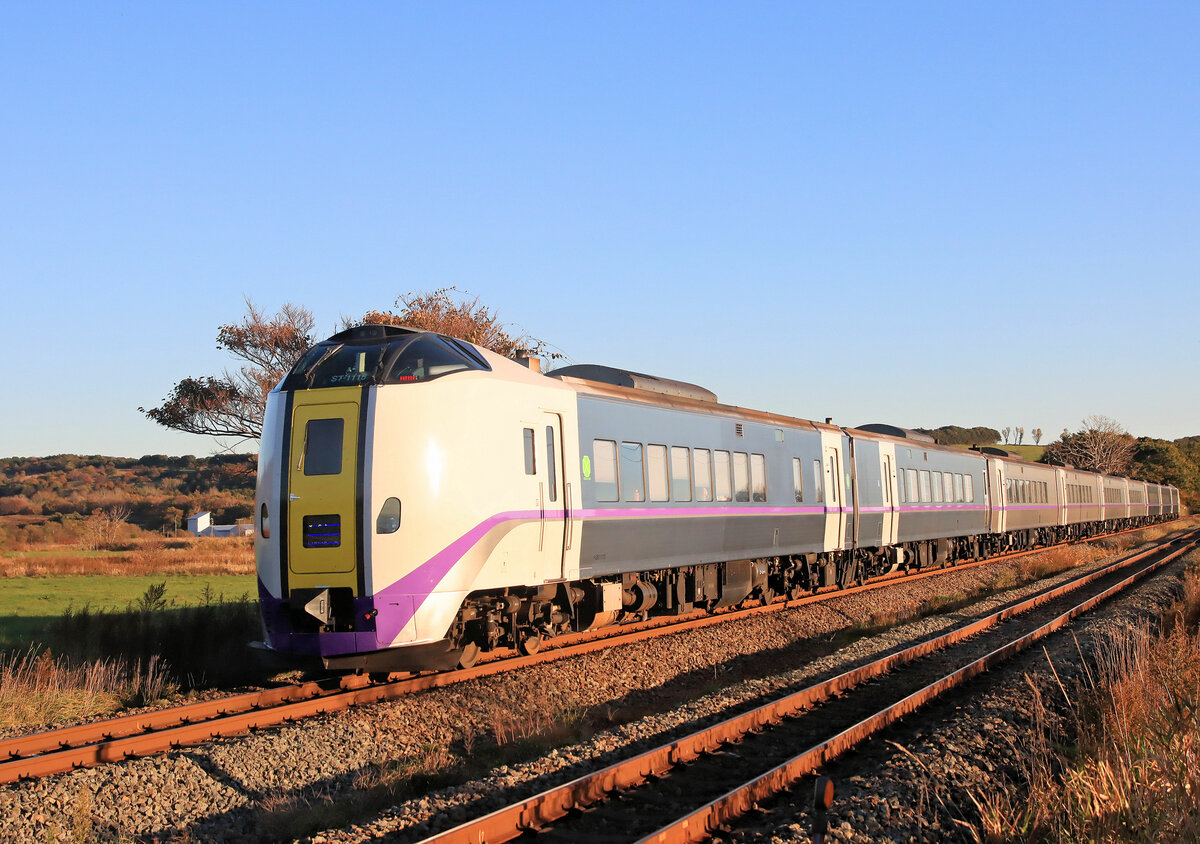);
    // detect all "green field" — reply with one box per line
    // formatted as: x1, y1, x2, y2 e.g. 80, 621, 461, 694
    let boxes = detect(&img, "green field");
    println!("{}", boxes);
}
0, 574, 256, 648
